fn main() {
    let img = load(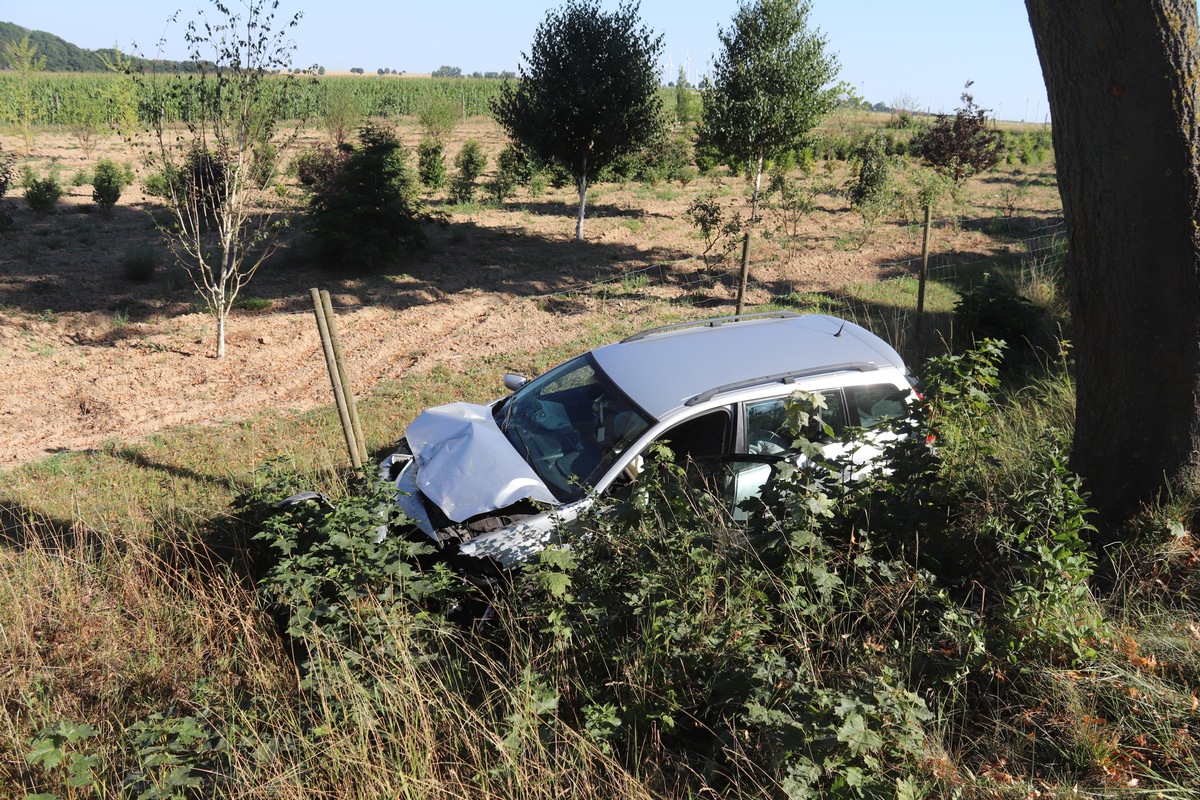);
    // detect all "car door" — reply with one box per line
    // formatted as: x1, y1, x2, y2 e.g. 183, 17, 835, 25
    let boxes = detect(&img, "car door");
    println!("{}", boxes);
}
717, 384, 912, 519
837, 383, 916, 477
720, 390, 850, 520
